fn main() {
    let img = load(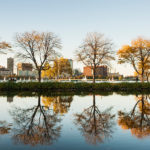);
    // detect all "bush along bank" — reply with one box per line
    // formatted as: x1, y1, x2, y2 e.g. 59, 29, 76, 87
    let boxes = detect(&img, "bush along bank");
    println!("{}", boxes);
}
0, 82, 150, 92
